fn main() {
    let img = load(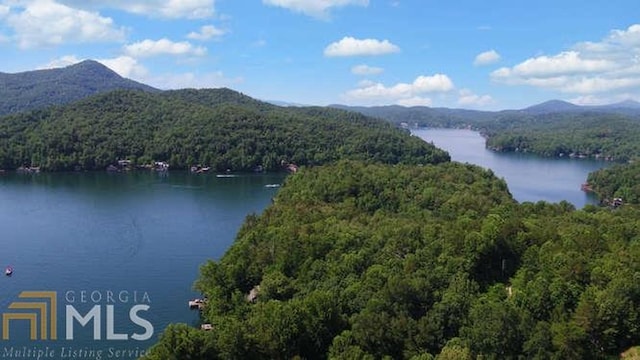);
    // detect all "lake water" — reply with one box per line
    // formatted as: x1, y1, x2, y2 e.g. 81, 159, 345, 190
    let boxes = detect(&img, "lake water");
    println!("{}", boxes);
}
413, 128, 610, 207
0, 129, 611, 359
0, 171, 284, 359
